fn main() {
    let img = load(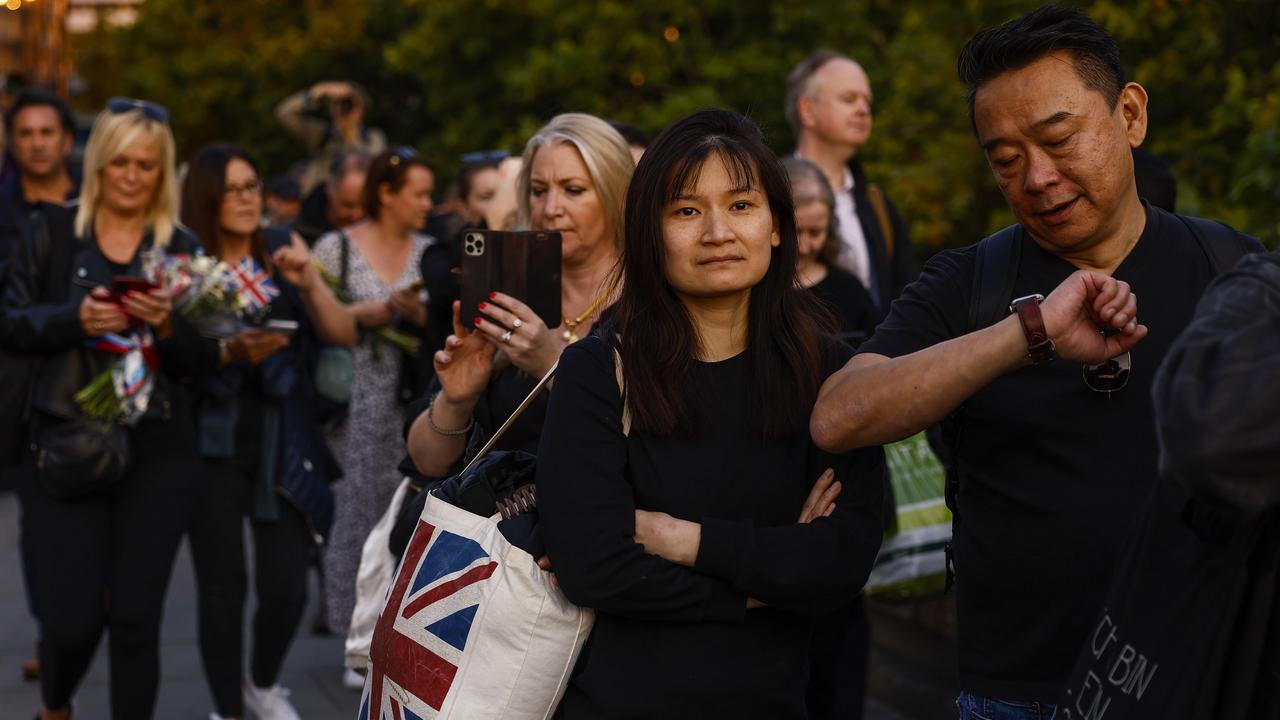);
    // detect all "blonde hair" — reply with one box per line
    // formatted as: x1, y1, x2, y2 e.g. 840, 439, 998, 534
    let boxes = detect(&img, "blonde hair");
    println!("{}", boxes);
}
75, 106, 180, 247
516, 113, 634, 253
